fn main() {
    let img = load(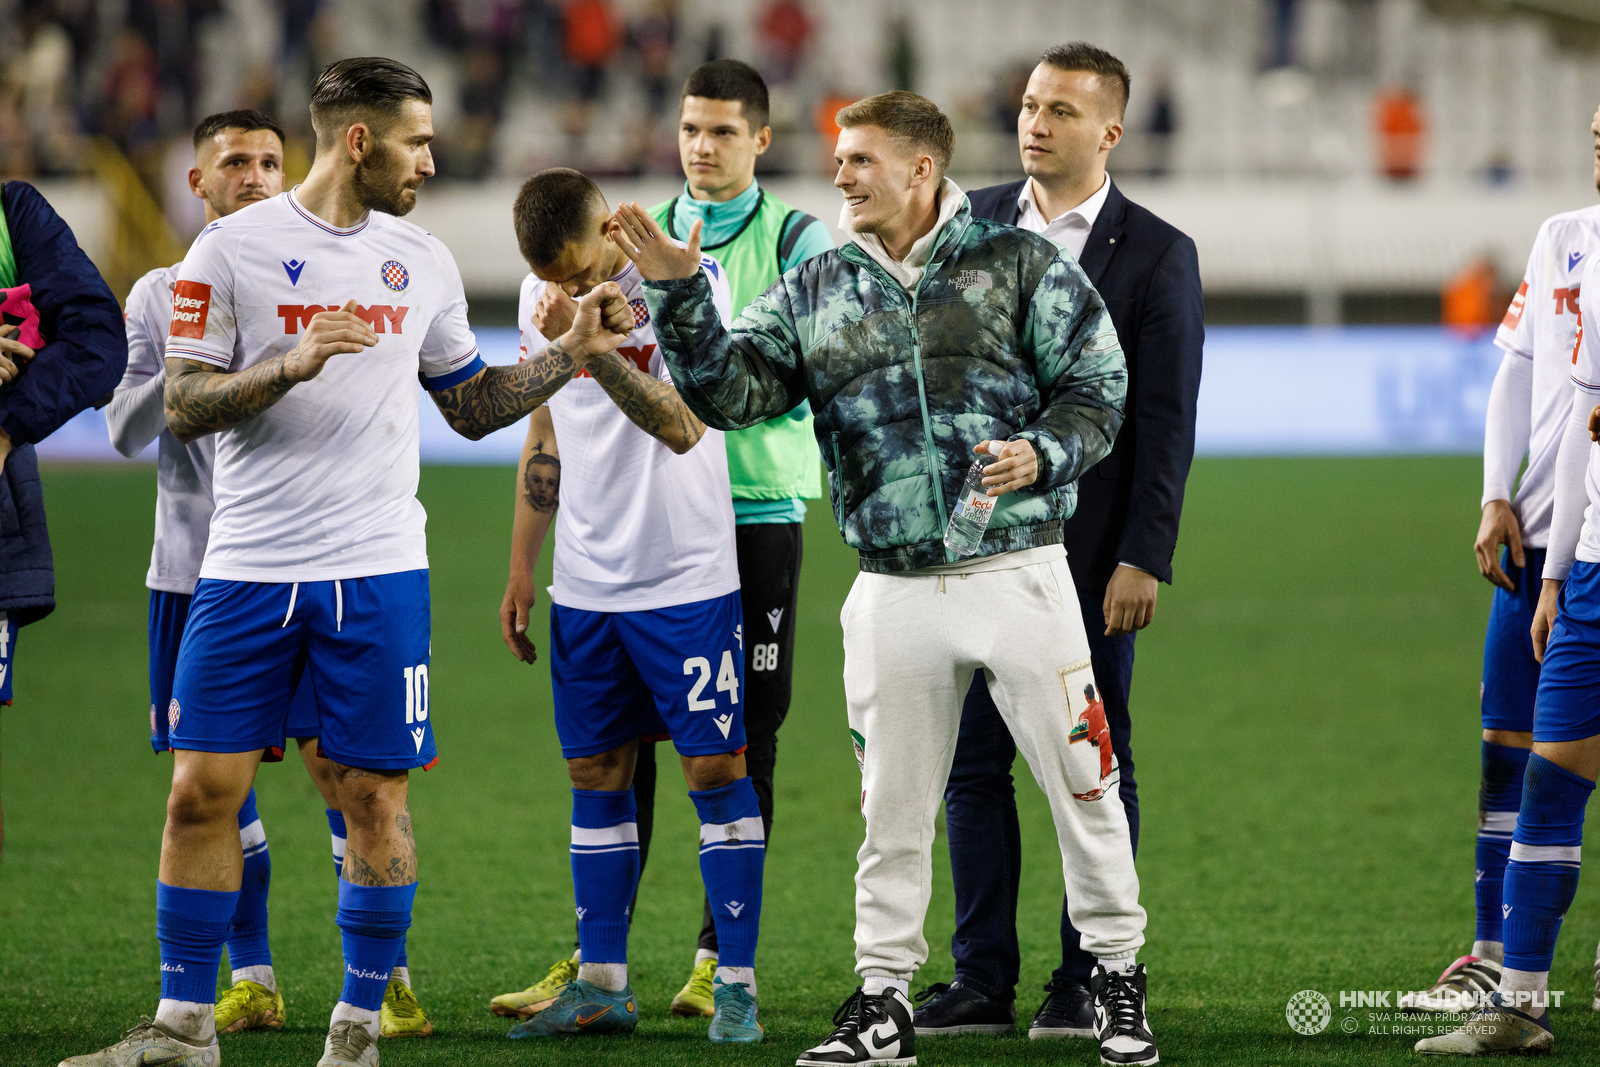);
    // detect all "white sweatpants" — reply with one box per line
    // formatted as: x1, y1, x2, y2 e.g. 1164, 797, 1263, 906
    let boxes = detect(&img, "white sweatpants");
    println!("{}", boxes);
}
841, 549, 1146, 980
